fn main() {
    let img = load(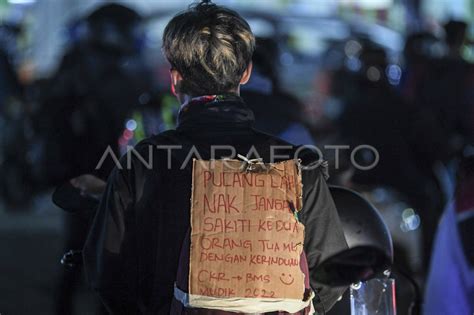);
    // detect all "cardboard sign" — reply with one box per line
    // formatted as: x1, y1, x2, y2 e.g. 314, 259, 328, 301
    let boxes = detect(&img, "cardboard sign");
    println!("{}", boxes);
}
189, 159, 306, 305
